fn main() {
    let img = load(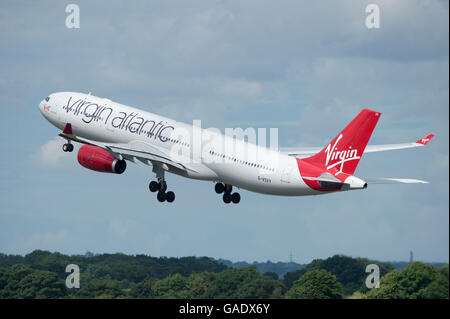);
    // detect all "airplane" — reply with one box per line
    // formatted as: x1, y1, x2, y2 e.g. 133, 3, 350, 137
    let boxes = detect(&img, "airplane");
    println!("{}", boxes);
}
38, 92, 435, 204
